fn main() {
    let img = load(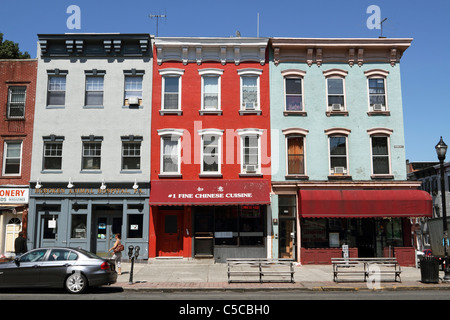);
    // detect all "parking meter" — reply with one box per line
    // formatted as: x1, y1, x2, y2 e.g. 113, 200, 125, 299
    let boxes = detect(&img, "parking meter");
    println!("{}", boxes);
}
134, 246, 140, 259
127, 245, 134, 259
